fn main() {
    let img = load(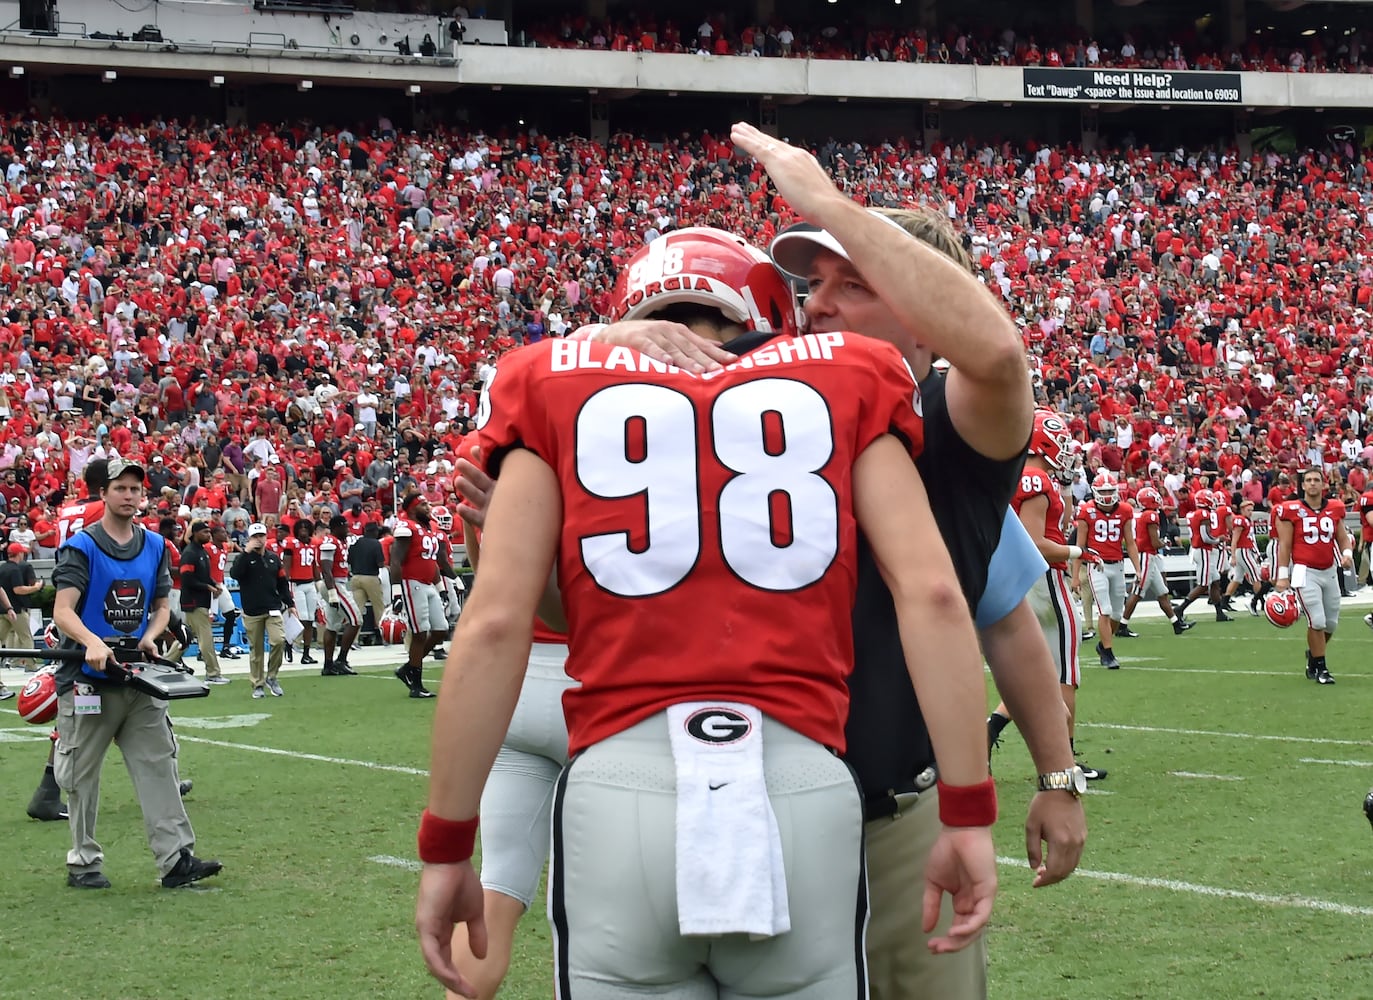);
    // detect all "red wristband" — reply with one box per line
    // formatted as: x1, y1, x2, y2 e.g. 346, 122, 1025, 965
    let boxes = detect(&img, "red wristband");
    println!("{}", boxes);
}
936, 777, 998, 827
417, 809, 479, 864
